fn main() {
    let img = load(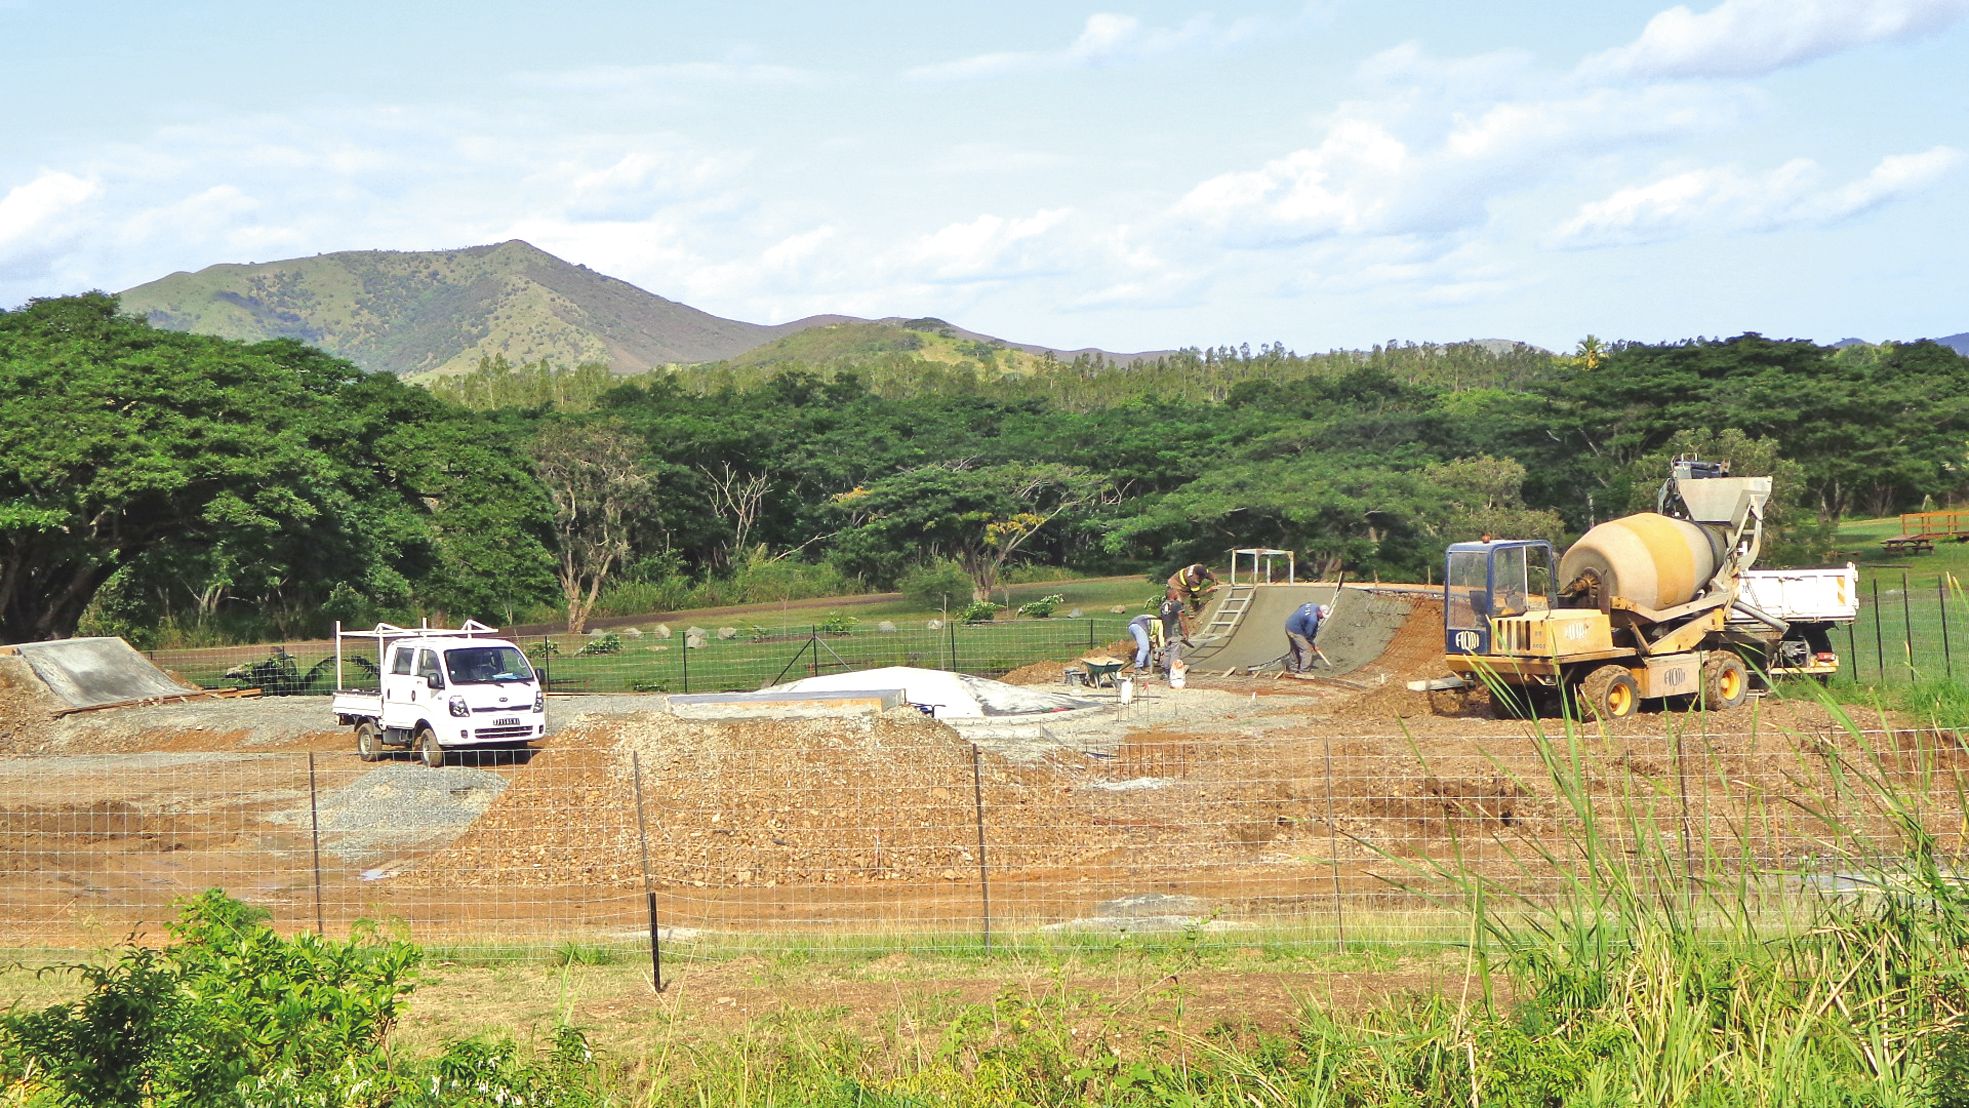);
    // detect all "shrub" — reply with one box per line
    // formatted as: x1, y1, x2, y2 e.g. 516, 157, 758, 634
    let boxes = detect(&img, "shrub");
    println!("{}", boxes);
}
575, 632, 622, 656
958, 600, 1000, 624
1016, 593, 1065, 619
817, 612, 859, 635
900, 559, 974, 610
0, 890, 420, 1105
